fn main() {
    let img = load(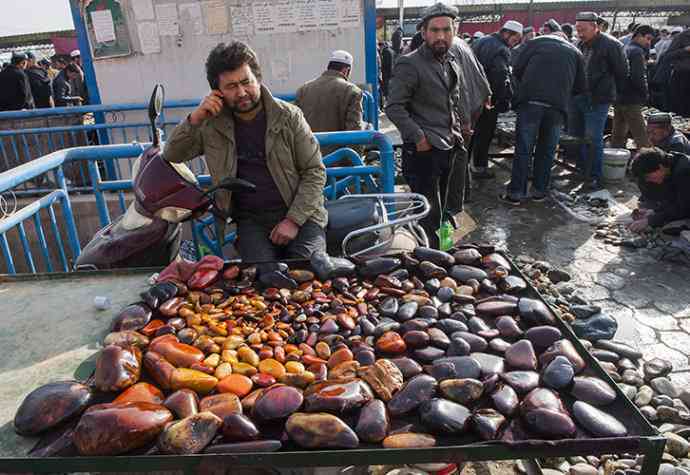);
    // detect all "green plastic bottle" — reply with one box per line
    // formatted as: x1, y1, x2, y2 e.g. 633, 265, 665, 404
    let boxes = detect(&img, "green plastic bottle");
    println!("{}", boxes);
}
437, 220, 454, 251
